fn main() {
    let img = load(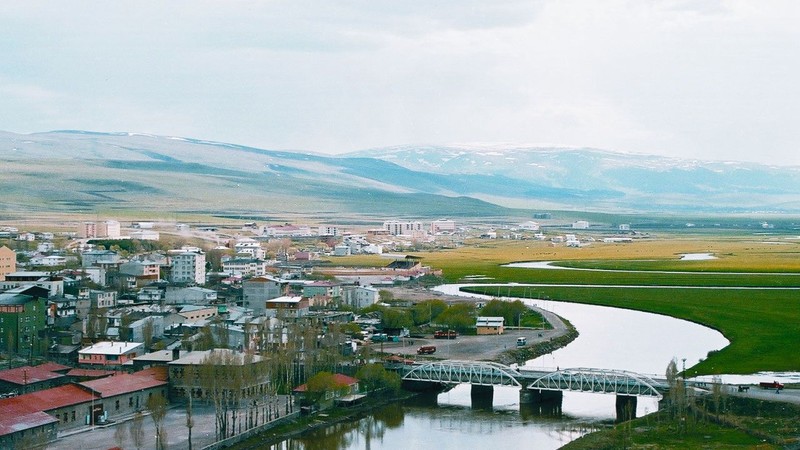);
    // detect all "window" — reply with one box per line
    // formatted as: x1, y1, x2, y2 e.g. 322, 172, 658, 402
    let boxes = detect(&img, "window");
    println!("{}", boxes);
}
115, 400, 120, 410
129, 397, 133, 407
